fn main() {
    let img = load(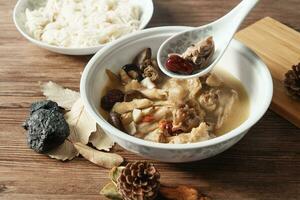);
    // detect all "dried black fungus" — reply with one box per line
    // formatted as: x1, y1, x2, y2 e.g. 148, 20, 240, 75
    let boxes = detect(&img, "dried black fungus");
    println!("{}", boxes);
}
124, 90, 145, 102
23, 100, 70, 153
109, 111, 124, 131
122, 64, 143, 81
101, 89, 125, 111
30, 100, 60, 114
